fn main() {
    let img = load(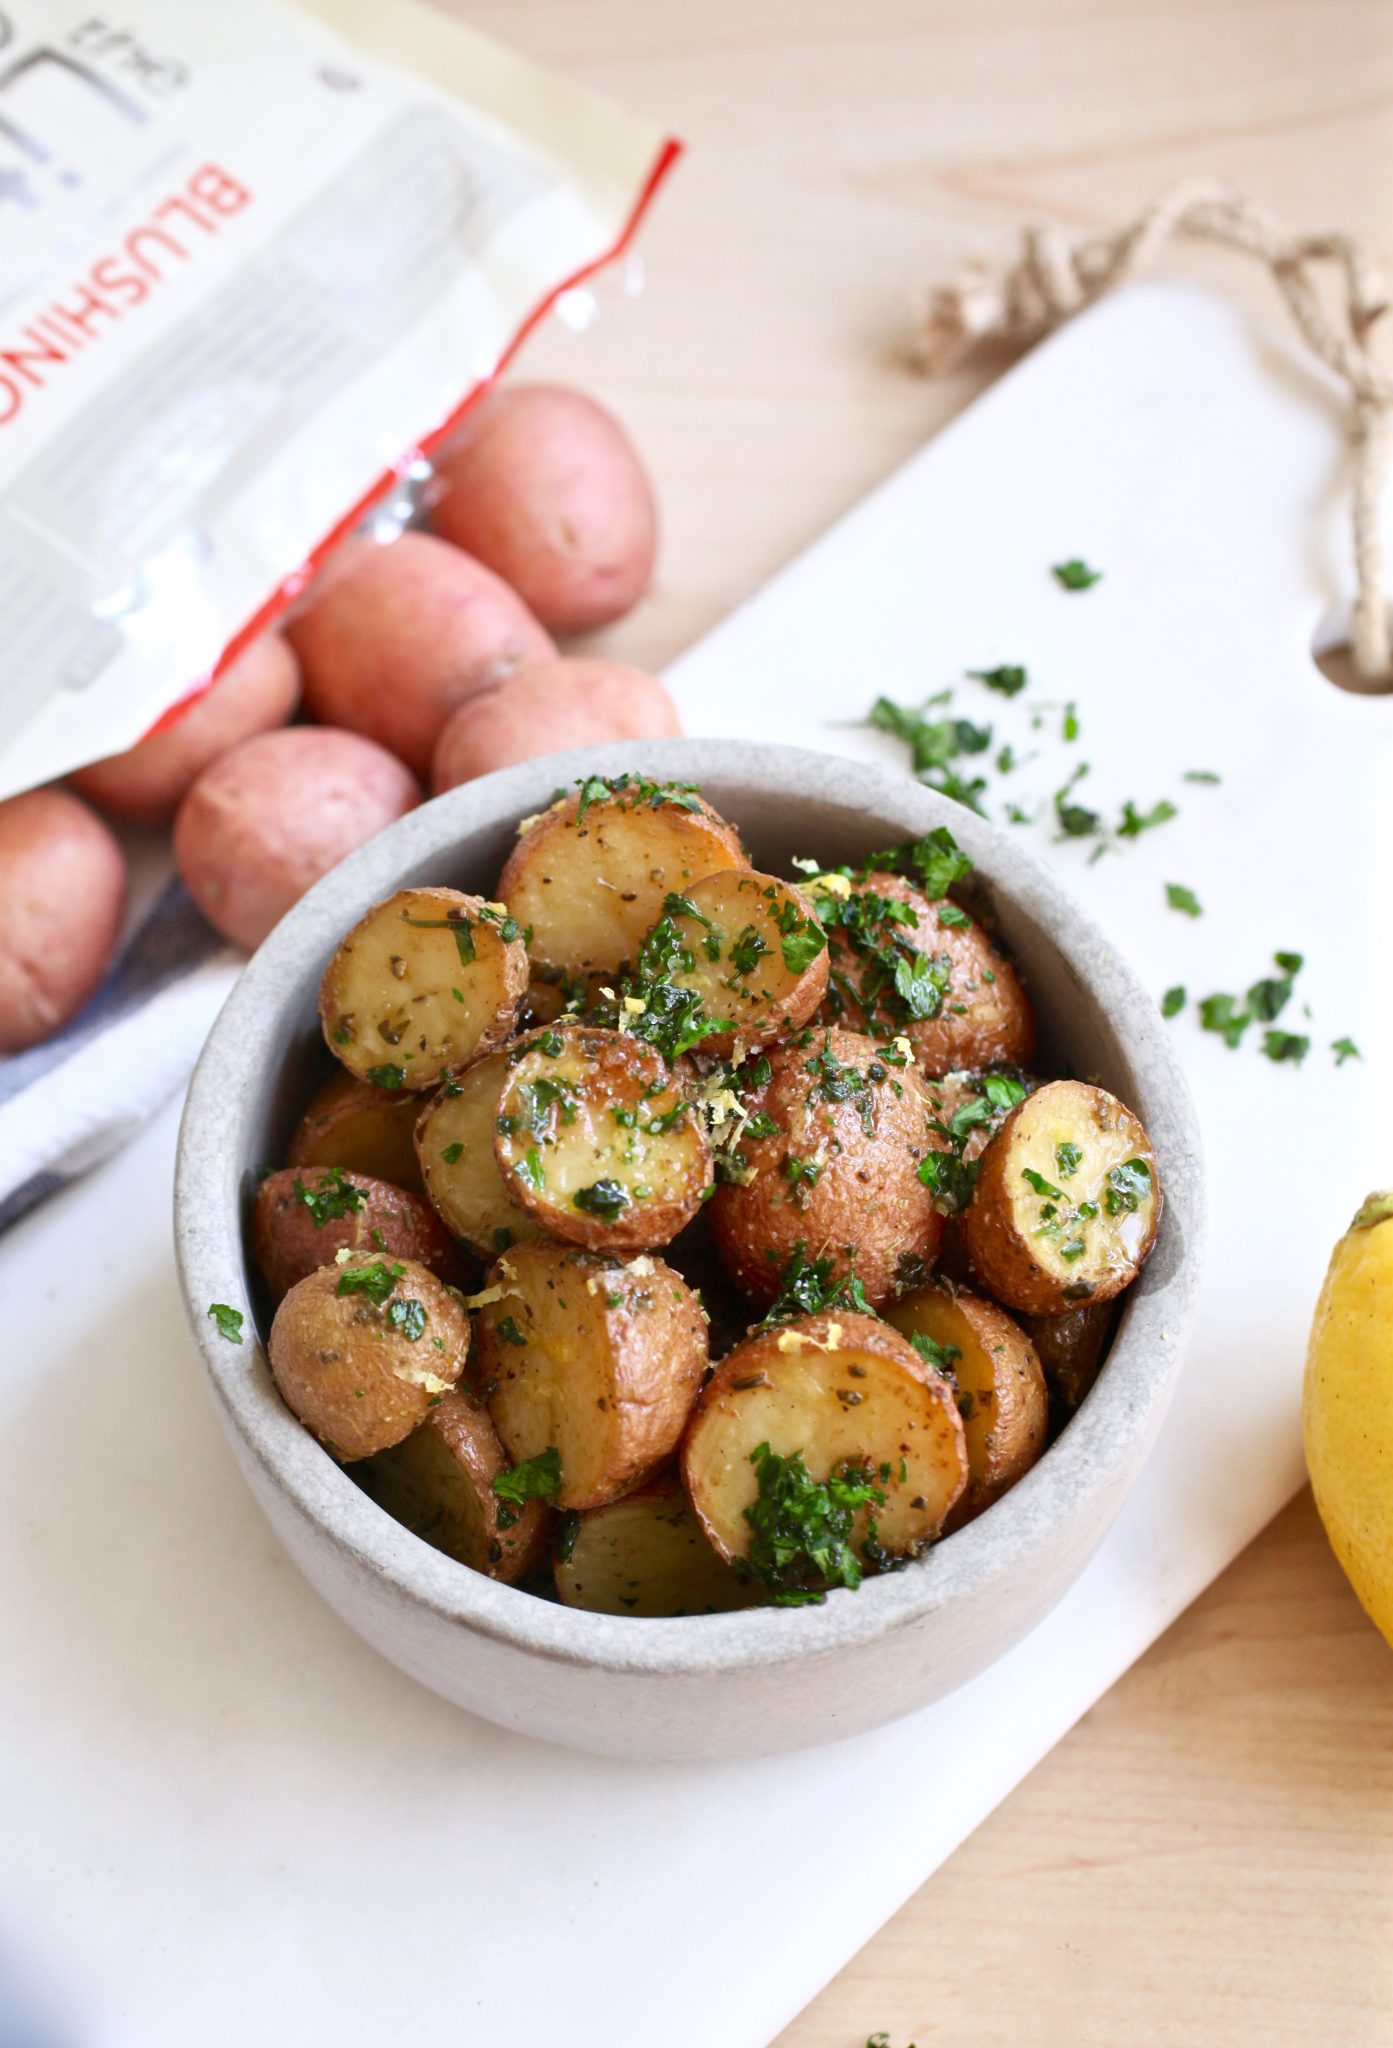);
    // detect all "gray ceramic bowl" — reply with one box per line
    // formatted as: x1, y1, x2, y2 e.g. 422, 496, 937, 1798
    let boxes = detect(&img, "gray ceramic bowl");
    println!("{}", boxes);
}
175, 740, 1203, 1760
